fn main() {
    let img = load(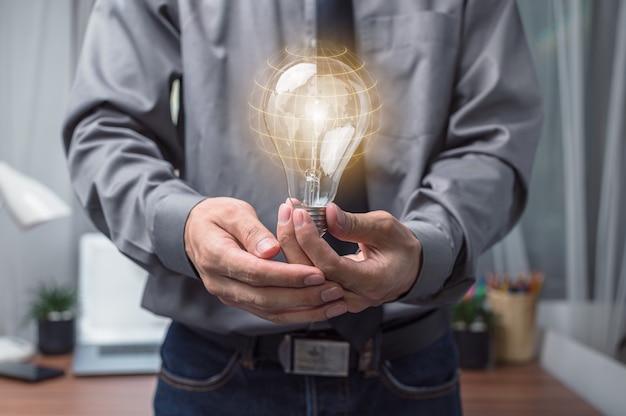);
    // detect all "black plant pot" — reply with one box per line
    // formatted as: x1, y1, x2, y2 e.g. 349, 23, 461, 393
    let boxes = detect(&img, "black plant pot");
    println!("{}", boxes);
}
453, 329, 493, 370
38, 319, 75, 355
